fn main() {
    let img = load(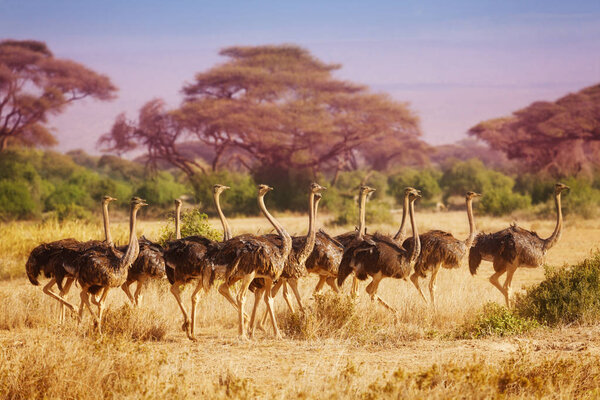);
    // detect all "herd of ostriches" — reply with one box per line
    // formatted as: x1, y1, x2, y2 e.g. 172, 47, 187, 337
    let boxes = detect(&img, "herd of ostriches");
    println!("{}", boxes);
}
26, 182, 570, 340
